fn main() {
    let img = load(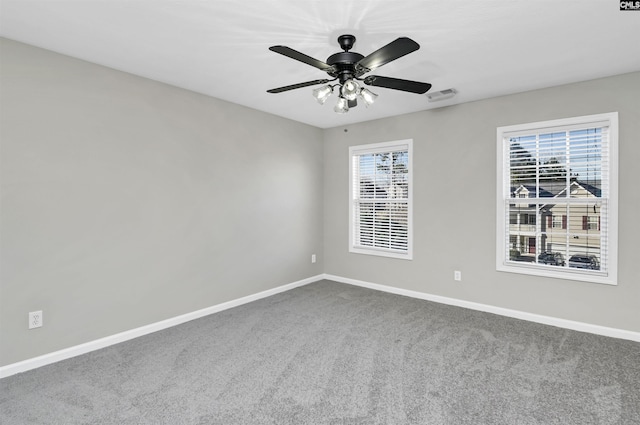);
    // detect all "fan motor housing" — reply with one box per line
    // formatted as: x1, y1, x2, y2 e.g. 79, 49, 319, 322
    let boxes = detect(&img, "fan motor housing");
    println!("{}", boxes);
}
326, 52, 364, 83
